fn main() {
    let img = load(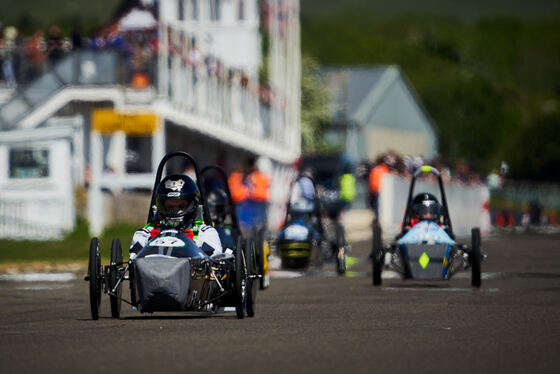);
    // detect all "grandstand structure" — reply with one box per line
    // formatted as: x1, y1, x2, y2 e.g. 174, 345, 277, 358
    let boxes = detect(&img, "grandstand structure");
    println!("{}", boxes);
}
0, 0, 301, 237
